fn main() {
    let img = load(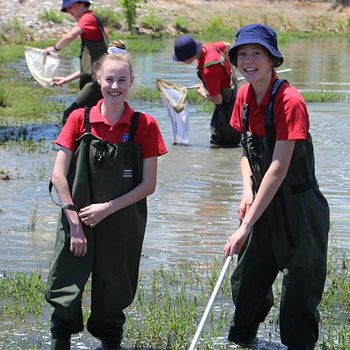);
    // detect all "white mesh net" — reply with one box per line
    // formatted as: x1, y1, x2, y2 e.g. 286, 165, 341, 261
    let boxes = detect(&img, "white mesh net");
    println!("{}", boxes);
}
156, 79, 190, 145
24, 46, 60, 88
